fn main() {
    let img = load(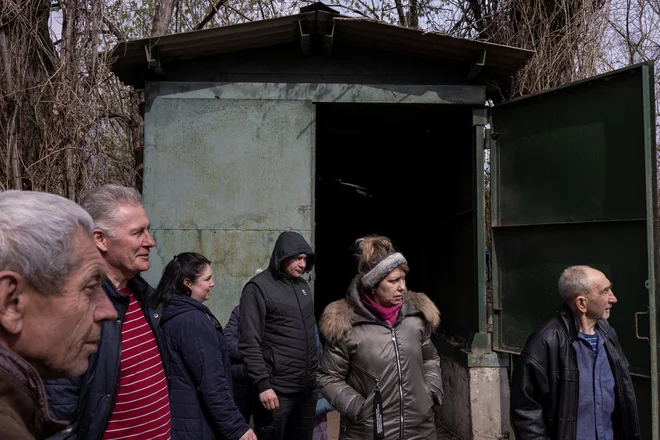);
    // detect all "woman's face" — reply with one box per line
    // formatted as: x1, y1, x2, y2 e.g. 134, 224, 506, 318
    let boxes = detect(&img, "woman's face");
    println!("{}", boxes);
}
186, 264, 215, 303
373, 267, 407, 307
